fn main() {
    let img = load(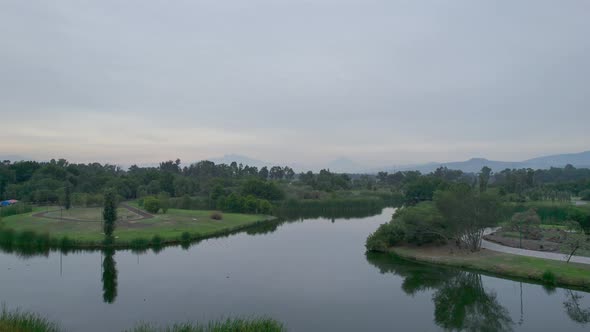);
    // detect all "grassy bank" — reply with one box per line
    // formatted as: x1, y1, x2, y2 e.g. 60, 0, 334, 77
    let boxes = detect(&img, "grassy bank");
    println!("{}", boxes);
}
0, 307, 284, 332
0, 306, 61, 332
127, 318, 285, 332
0, 206, 273, 250
389, 245, 590, 290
